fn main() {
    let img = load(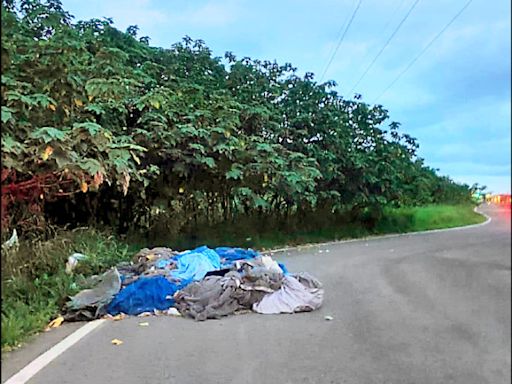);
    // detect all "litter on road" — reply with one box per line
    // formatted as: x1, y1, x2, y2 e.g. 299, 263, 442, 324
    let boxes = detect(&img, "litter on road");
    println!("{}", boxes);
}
58, 245, 324, 324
